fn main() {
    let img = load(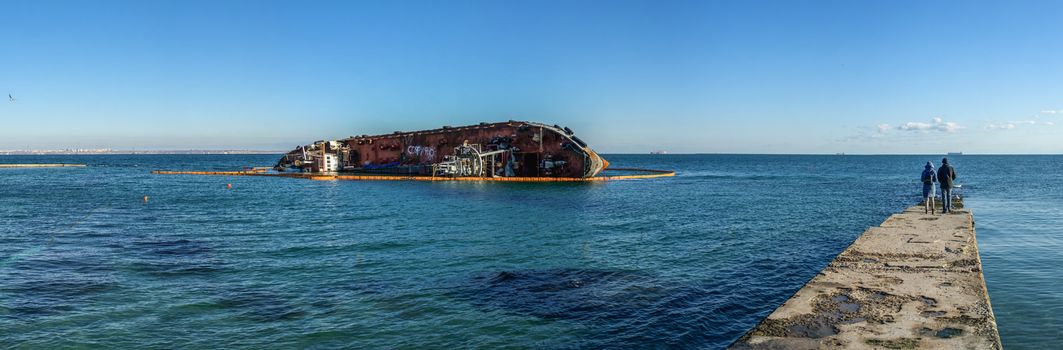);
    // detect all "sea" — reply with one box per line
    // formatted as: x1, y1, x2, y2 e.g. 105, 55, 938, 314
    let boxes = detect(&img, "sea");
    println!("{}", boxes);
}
0, 154, 1059, 349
